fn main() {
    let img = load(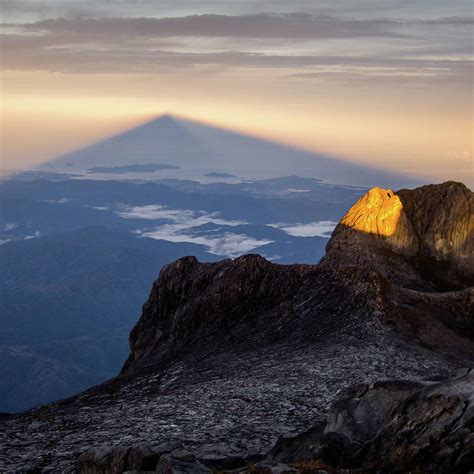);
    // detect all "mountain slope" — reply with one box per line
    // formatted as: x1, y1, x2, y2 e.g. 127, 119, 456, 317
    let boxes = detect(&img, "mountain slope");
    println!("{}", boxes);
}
0, 227, 215, 412
124, 181, 473, 376
0, 181, 472, 472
